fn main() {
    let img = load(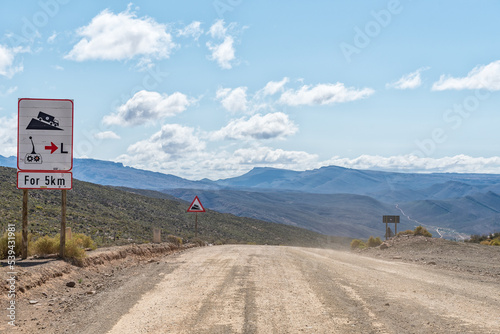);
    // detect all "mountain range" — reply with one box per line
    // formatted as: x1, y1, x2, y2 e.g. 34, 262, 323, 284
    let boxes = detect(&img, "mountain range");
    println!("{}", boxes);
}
3, 155, 500, 239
